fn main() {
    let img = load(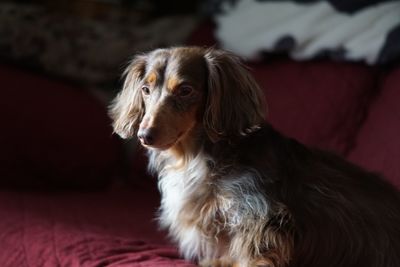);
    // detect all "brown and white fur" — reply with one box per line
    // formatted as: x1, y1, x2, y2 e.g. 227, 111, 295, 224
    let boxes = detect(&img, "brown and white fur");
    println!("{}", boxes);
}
110, 47, 400, 267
